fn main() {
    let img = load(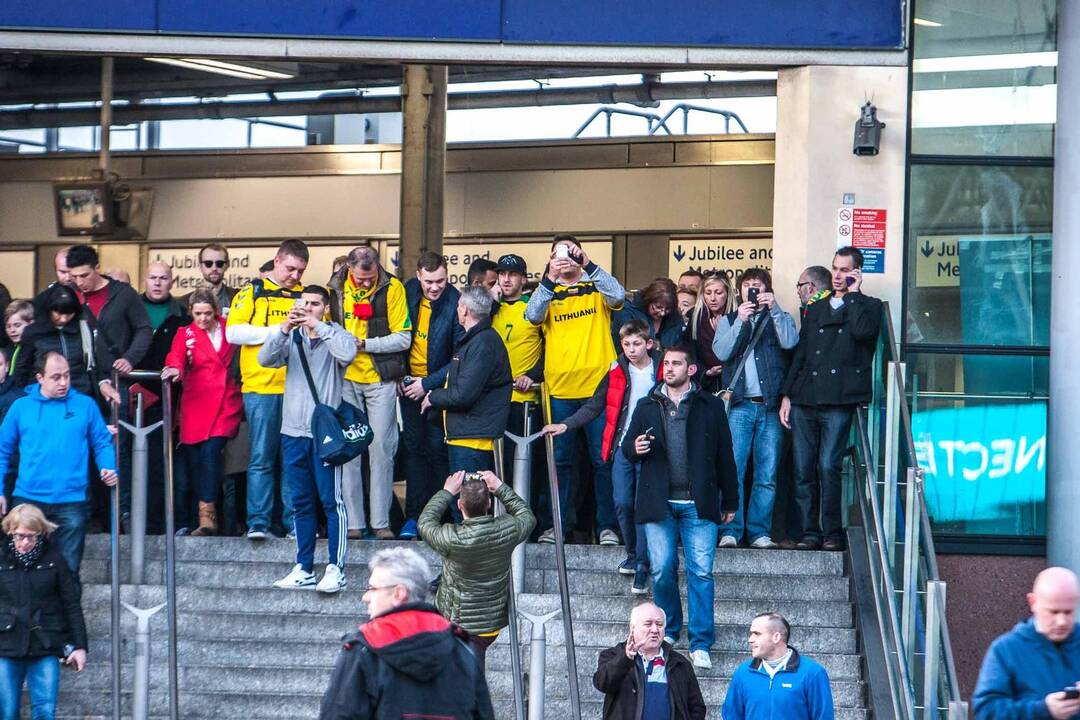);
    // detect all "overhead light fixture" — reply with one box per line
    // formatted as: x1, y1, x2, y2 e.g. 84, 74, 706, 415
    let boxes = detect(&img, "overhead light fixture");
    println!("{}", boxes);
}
145, 57, 297, 80
913, 17, 943, 27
